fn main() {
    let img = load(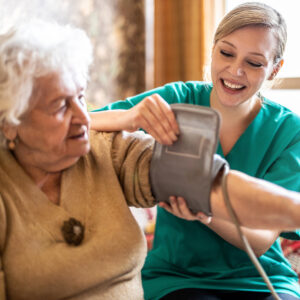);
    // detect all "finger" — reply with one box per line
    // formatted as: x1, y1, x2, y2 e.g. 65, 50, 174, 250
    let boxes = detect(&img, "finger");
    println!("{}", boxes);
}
176, 197, 197, 219
170, 197, 196, 221
150, 95, 179, 141
158, 201, 170, 210
168, 196, 182, 216
158, 201, 175, 215
143, 95, 178, 144
196, 212, 212, 224
135, 98, 174, 145
154, 94, 180, 135
139, 116, 172, 145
